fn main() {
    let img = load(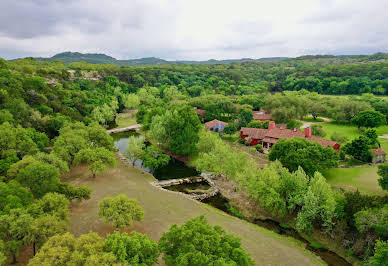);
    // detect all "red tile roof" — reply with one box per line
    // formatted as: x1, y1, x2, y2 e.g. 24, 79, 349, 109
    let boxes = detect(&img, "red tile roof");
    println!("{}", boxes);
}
205, 119, 228, 129
306, 136, 338, 148
194, 109, 206, 116
265, 128, 305, 139
369, 149, 387, 156
241, 127, 267, 139
241, 127, 340, 148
